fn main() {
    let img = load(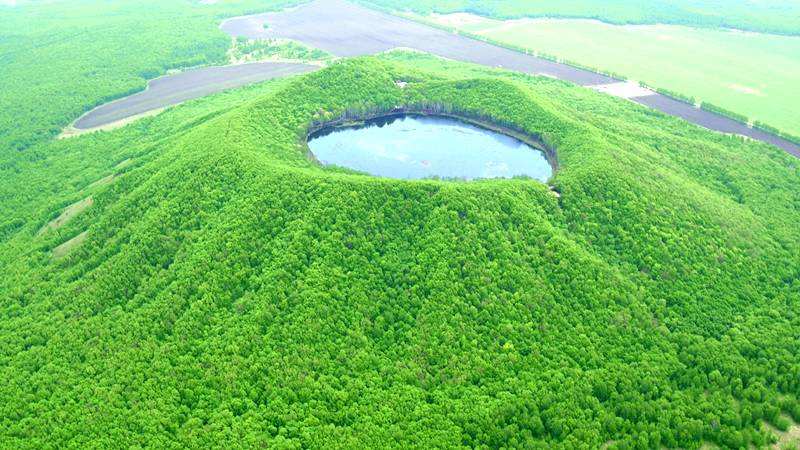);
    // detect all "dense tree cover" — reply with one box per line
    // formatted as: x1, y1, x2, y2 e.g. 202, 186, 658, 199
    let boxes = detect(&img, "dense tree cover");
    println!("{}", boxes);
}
1, 53, 799, 448
0, 0, 303, 155
357, 0, 800, 36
